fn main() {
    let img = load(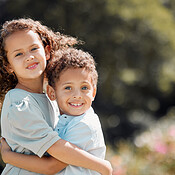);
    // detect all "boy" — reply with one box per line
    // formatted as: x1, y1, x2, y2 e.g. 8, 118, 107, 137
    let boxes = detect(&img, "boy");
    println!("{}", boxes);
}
1, 47, 109, 174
